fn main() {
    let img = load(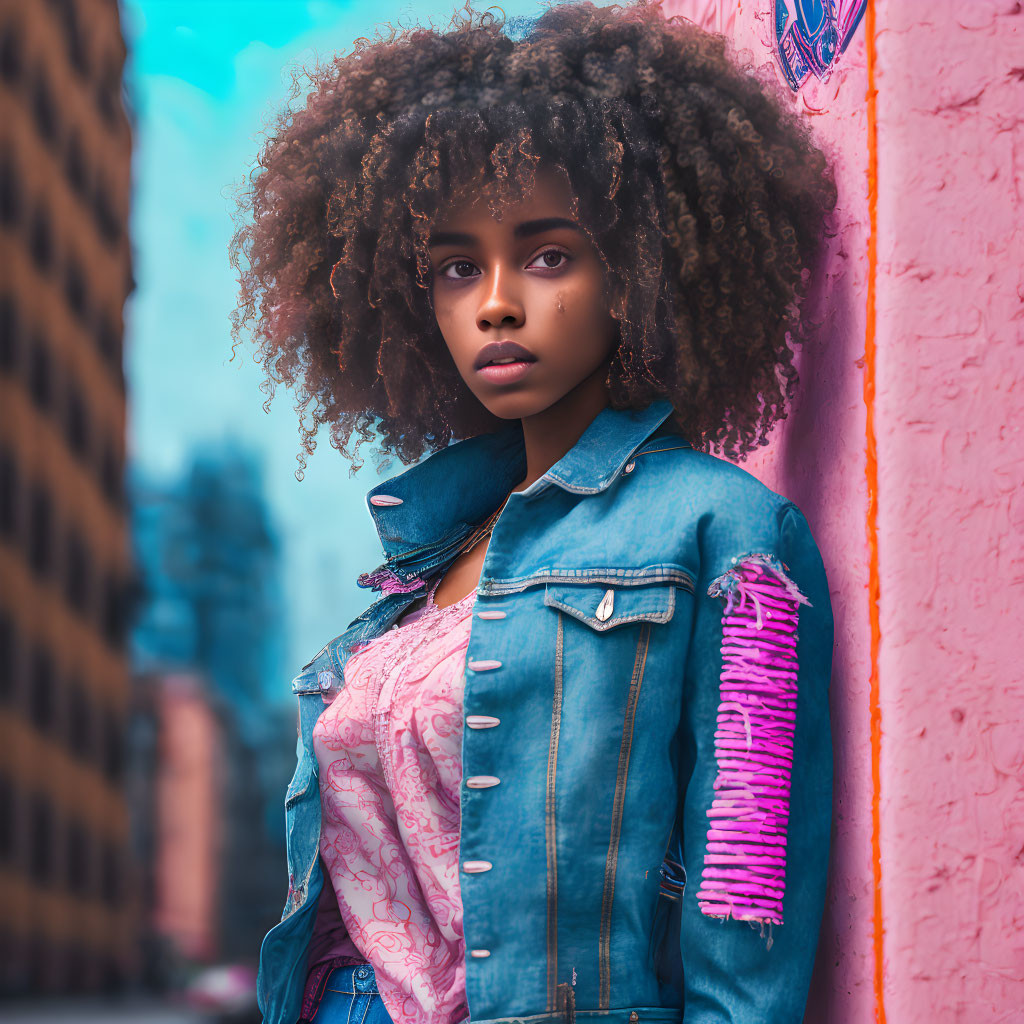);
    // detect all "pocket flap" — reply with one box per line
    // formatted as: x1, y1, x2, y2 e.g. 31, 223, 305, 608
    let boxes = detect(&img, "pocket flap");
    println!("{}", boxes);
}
544, 581, 676, 632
